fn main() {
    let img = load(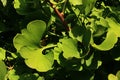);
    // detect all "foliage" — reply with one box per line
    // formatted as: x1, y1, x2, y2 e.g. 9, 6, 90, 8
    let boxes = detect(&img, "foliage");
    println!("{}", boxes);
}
0, 0, 120, 80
